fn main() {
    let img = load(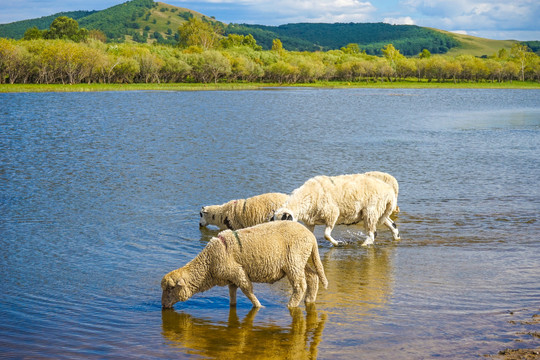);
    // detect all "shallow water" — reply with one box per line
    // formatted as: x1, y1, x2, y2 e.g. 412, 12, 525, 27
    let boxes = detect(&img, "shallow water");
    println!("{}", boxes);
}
1, 88, 539, 359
